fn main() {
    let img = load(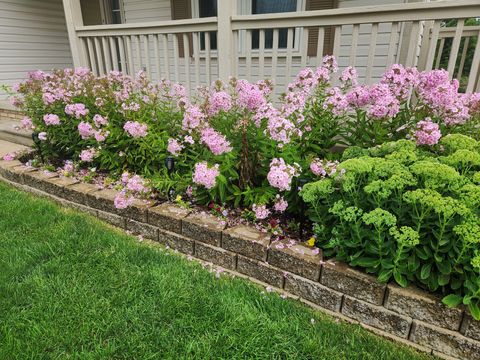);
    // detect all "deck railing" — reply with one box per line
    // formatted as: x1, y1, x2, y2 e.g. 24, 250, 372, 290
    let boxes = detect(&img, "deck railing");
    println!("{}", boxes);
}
66, 0, 480, 95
